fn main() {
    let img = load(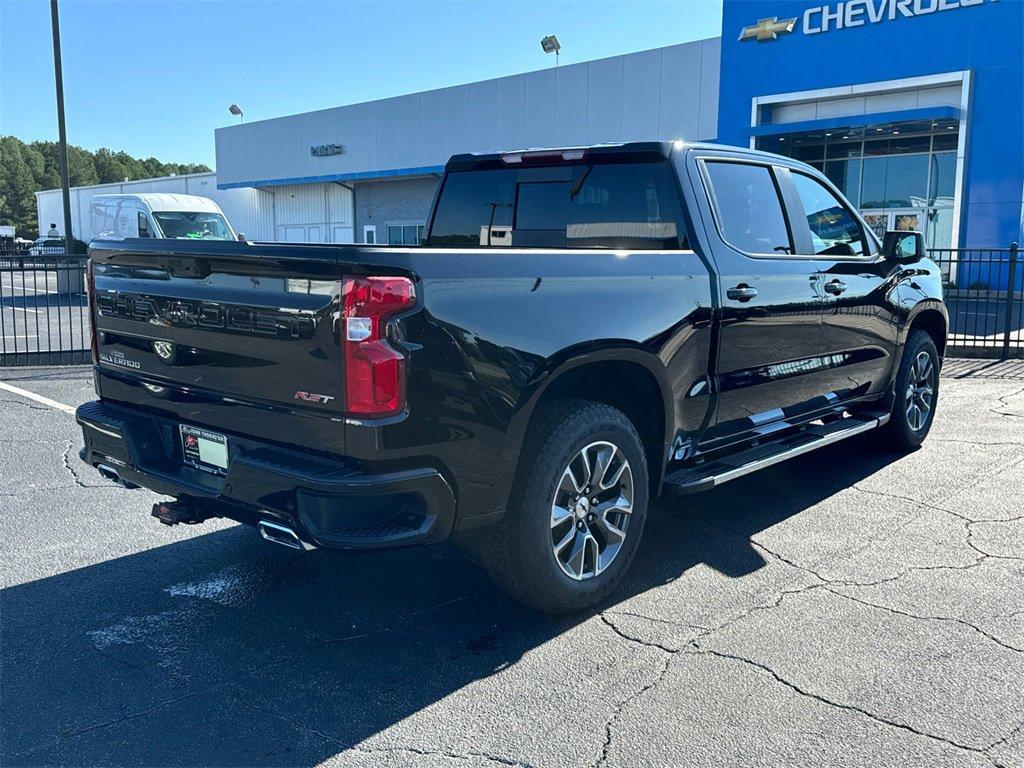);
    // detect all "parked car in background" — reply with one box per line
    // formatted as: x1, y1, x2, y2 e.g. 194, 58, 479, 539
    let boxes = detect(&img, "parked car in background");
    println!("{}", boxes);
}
28, 236, 67, 256
90, 194, 238, 242
77, 141, 947, 613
